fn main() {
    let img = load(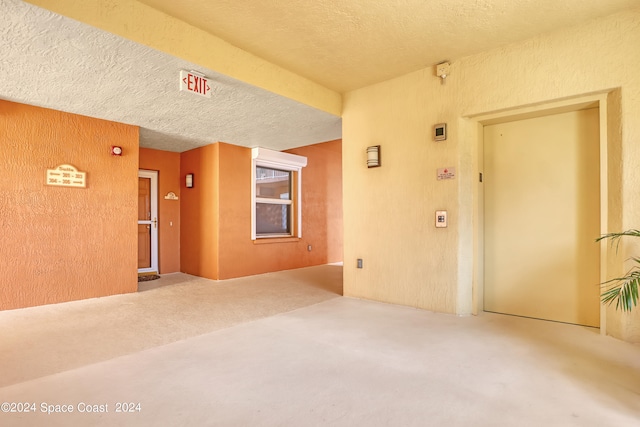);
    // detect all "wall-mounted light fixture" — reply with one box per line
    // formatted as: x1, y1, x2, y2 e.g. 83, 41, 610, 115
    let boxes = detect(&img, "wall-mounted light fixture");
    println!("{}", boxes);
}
367, 145, 381, 168
185, 173, 194, 188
